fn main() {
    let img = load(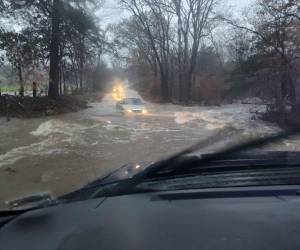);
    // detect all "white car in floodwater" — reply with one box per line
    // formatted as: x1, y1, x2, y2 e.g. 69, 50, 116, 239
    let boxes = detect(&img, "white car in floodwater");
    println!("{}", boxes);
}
116, 98, 148, 114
